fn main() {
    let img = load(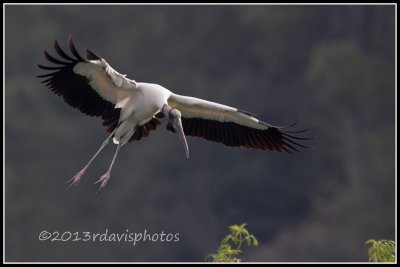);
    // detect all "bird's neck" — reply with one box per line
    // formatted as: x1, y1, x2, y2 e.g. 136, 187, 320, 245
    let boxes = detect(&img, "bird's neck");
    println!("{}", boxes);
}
162, 104, 173, 118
